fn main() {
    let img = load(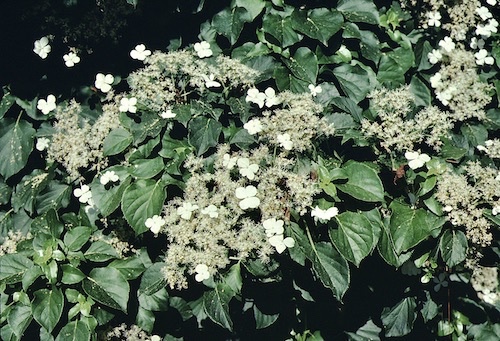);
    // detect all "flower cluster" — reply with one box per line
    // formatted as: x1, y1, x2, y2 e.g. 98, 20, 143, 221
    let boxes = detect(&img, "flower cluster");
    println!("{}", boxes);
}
470, 266, 499, 305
